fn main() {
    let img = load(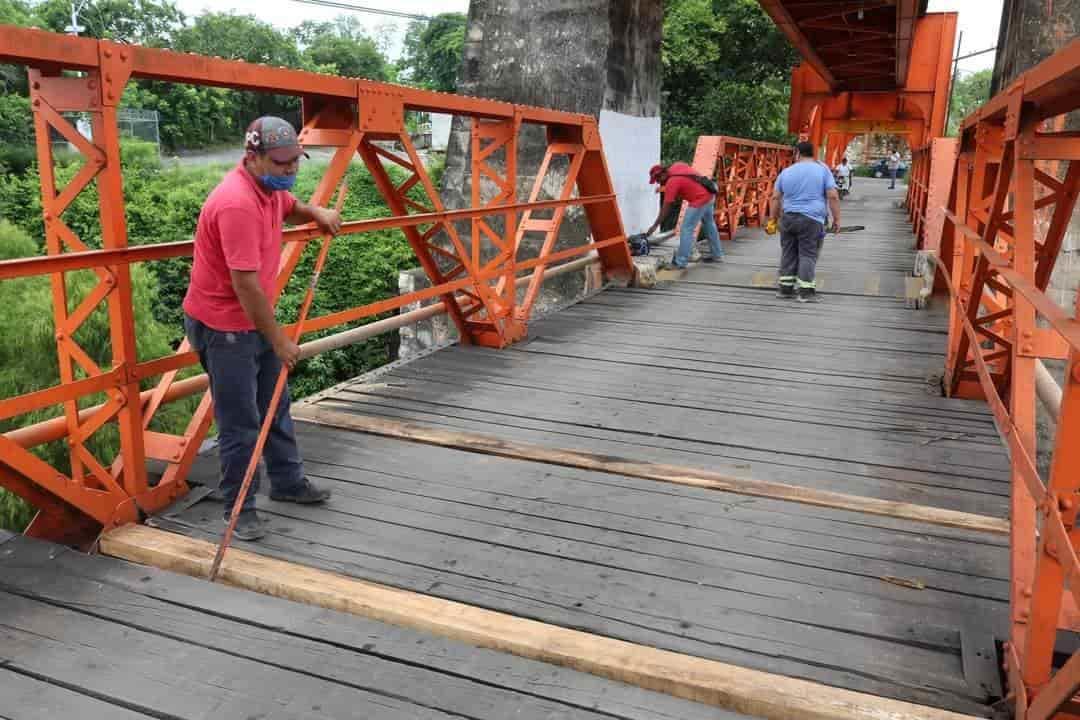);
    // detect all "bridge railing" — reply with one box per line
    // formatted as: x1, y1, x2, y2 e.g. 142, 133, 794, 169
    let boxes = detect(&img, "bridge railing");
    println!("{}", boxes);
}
678, 136, 795, 241
930, 38, 1080, 720
0, 25, 635, 544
